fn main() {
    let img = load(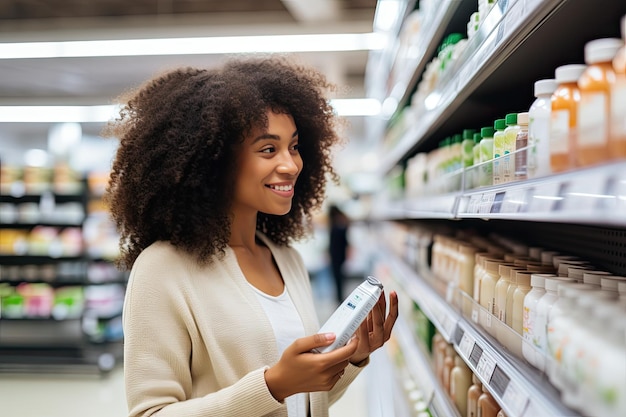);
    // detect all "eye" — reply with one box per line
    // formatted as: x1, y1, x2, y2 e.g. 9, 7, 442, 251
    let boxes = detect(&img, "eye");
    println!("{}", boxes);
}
260, 146, 276, 154
290, 143, 300, 152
